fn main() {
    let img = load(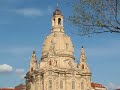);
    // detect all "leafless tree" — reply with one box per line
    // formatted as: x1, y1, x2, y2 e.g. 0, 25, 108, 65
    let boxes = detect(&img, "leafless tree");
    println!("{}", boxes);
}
68, 0, 120, 36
